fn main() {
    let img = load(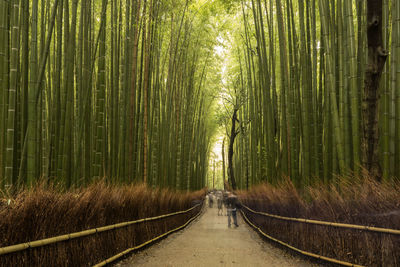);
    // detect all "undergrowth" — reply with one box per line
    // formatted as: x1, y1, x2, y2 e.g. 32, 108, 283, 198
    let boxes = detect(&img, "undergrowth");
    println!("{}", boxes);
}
239, 176, 400, 266
0, 182, 205, 266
